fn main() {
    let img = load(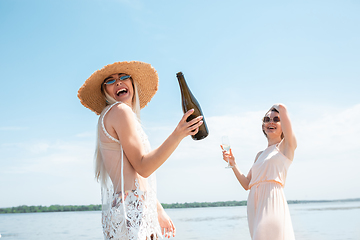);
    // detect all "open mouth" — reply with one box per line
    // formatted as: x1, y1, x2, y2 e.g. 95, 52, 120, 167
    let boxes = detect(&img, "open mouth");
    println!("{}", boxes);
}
116, 88, 128, 96
268, 126, 276, 130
